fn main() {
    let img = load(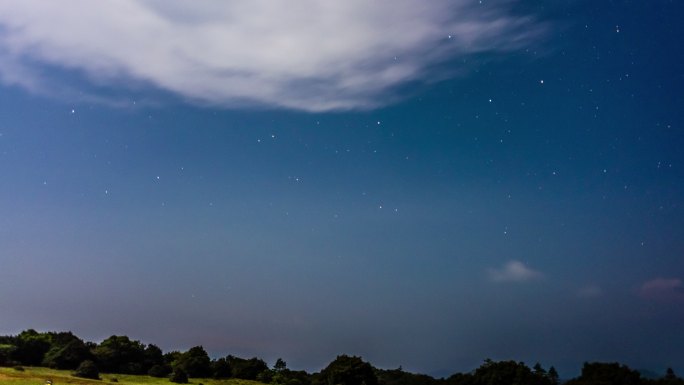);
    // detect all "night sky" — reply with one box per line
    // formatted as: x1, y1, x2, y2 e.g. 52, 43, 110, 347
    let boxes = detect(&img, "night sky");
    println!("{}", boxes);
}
1, 0, 683, 379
